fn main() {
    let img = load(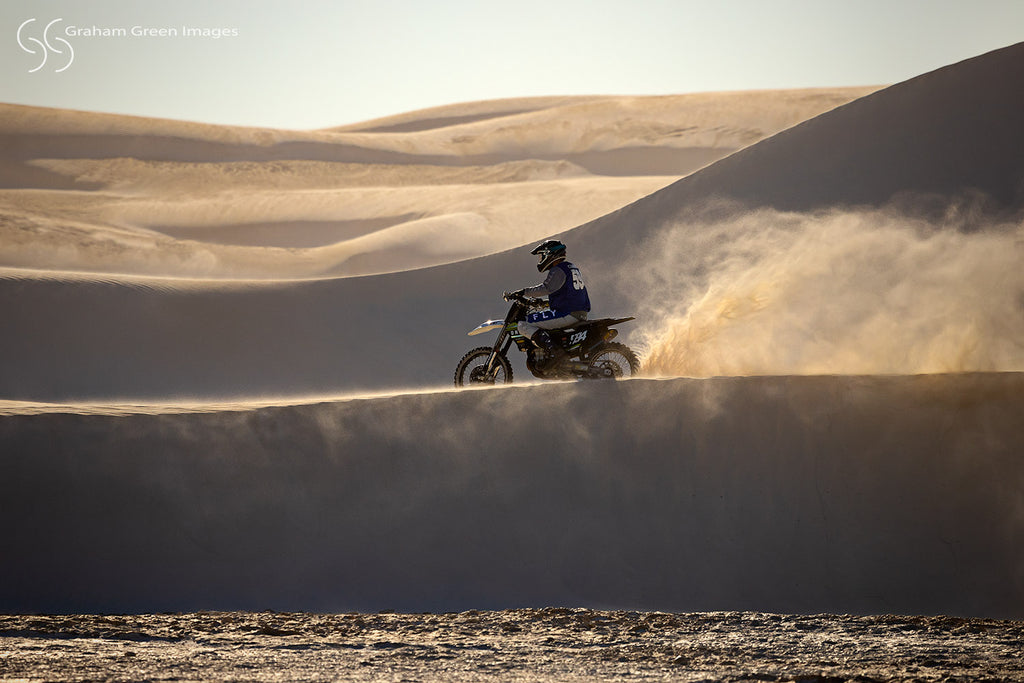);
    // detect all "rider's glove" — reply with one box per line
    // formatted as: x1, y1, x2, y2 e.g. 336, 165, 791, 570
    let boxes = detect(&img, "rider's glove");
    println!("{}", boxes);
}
503, 289, 525, 301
